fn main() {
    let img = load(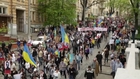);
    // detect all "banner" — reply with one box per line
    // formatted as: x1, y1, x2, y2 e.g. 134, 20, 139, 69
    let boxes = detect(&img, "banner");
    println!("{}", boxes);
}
78, 27, 107, 31
57, 43, 69, 51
